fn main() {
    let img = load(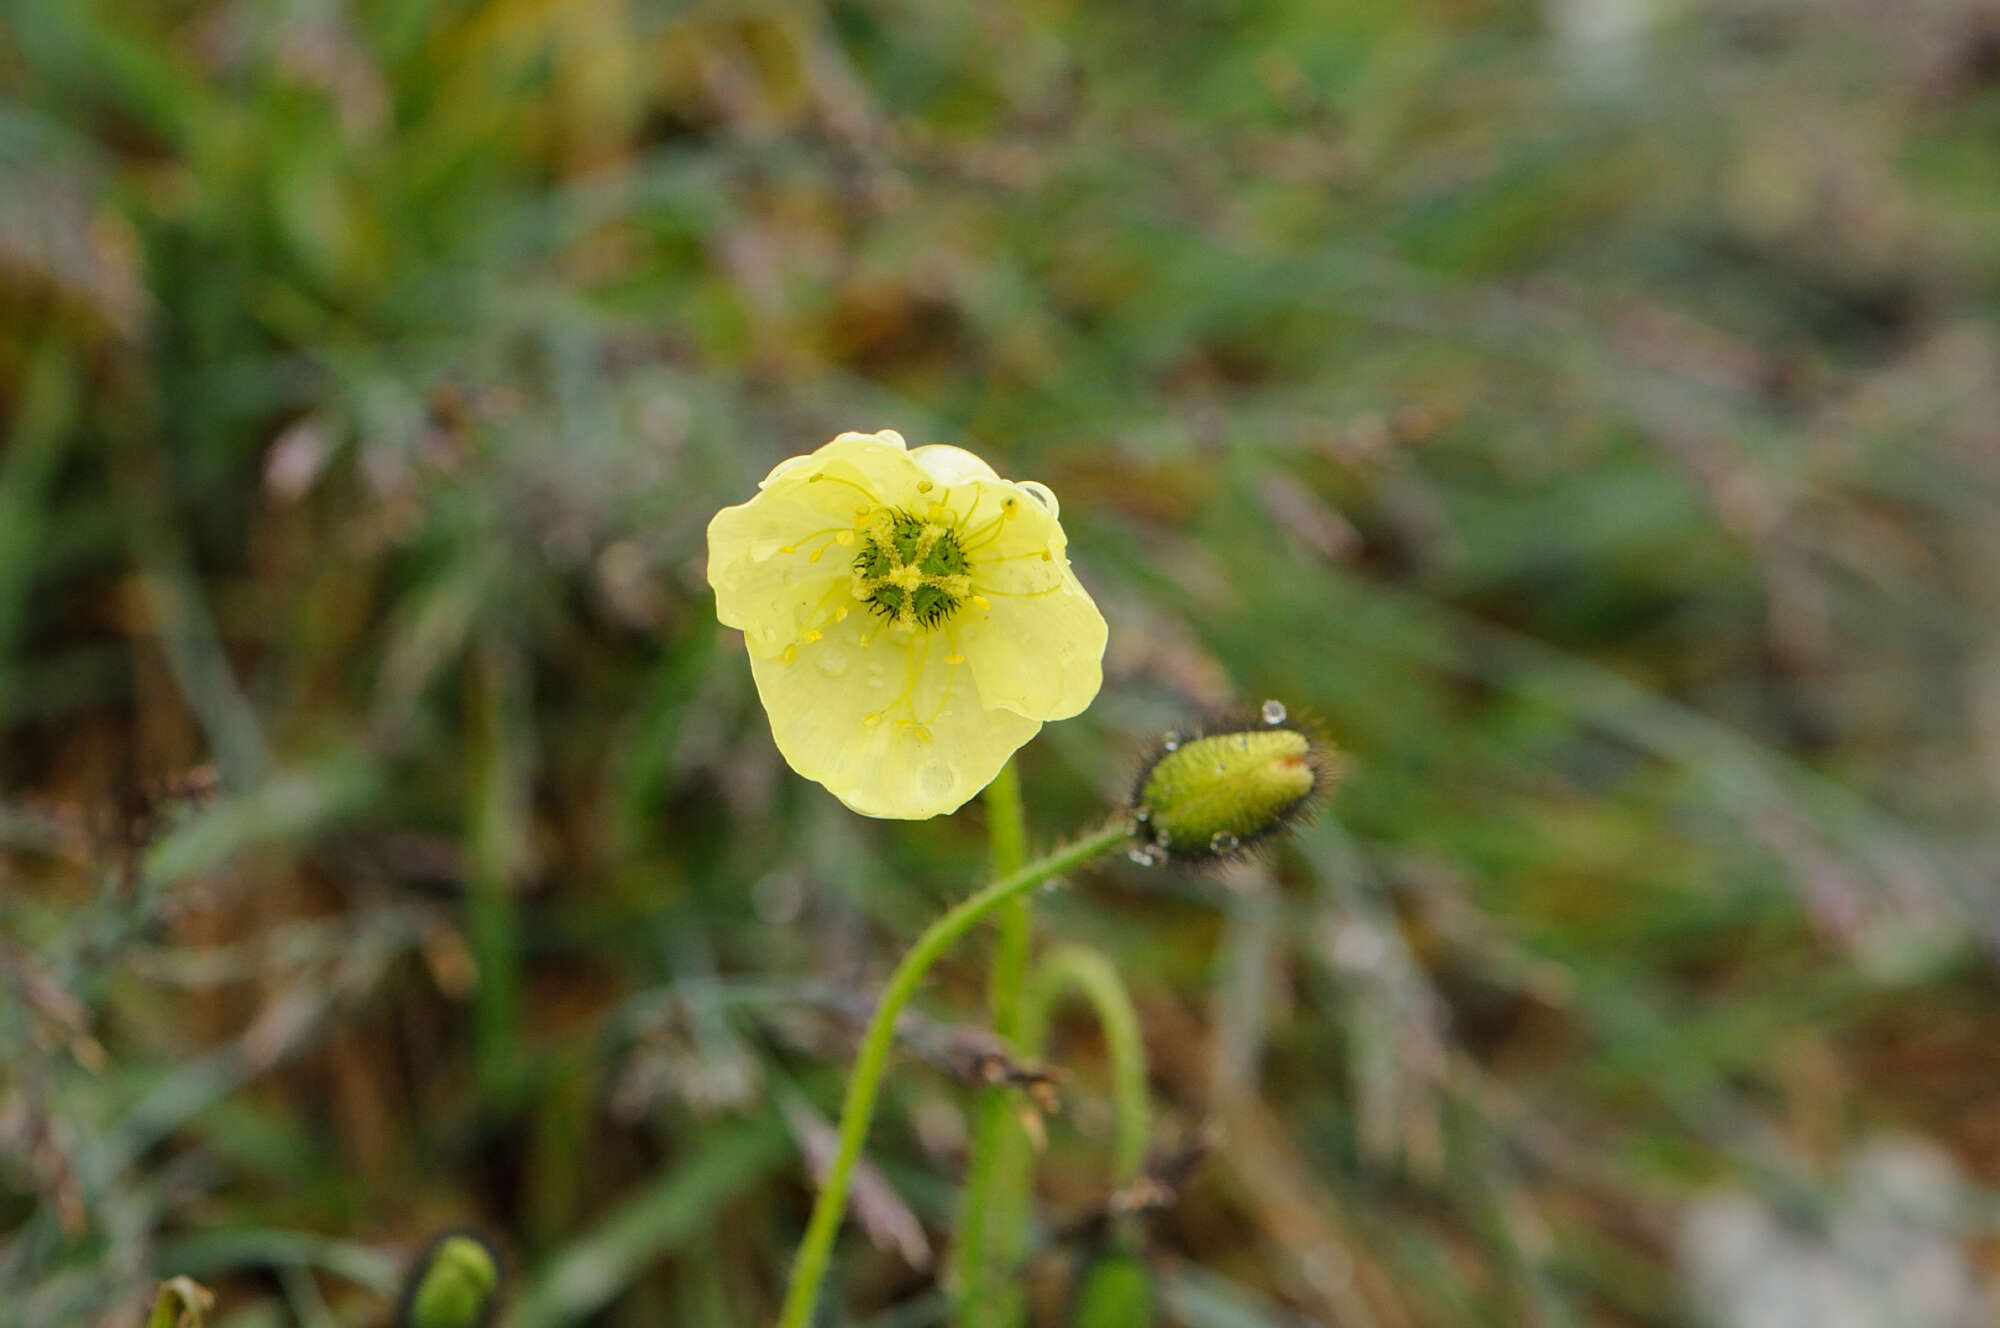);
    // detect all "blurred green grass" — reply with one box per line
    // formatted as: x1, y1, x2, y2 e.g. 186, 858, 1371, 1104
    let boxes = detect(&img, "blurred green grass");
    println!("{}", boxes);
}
5, 0, 2000, 1324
